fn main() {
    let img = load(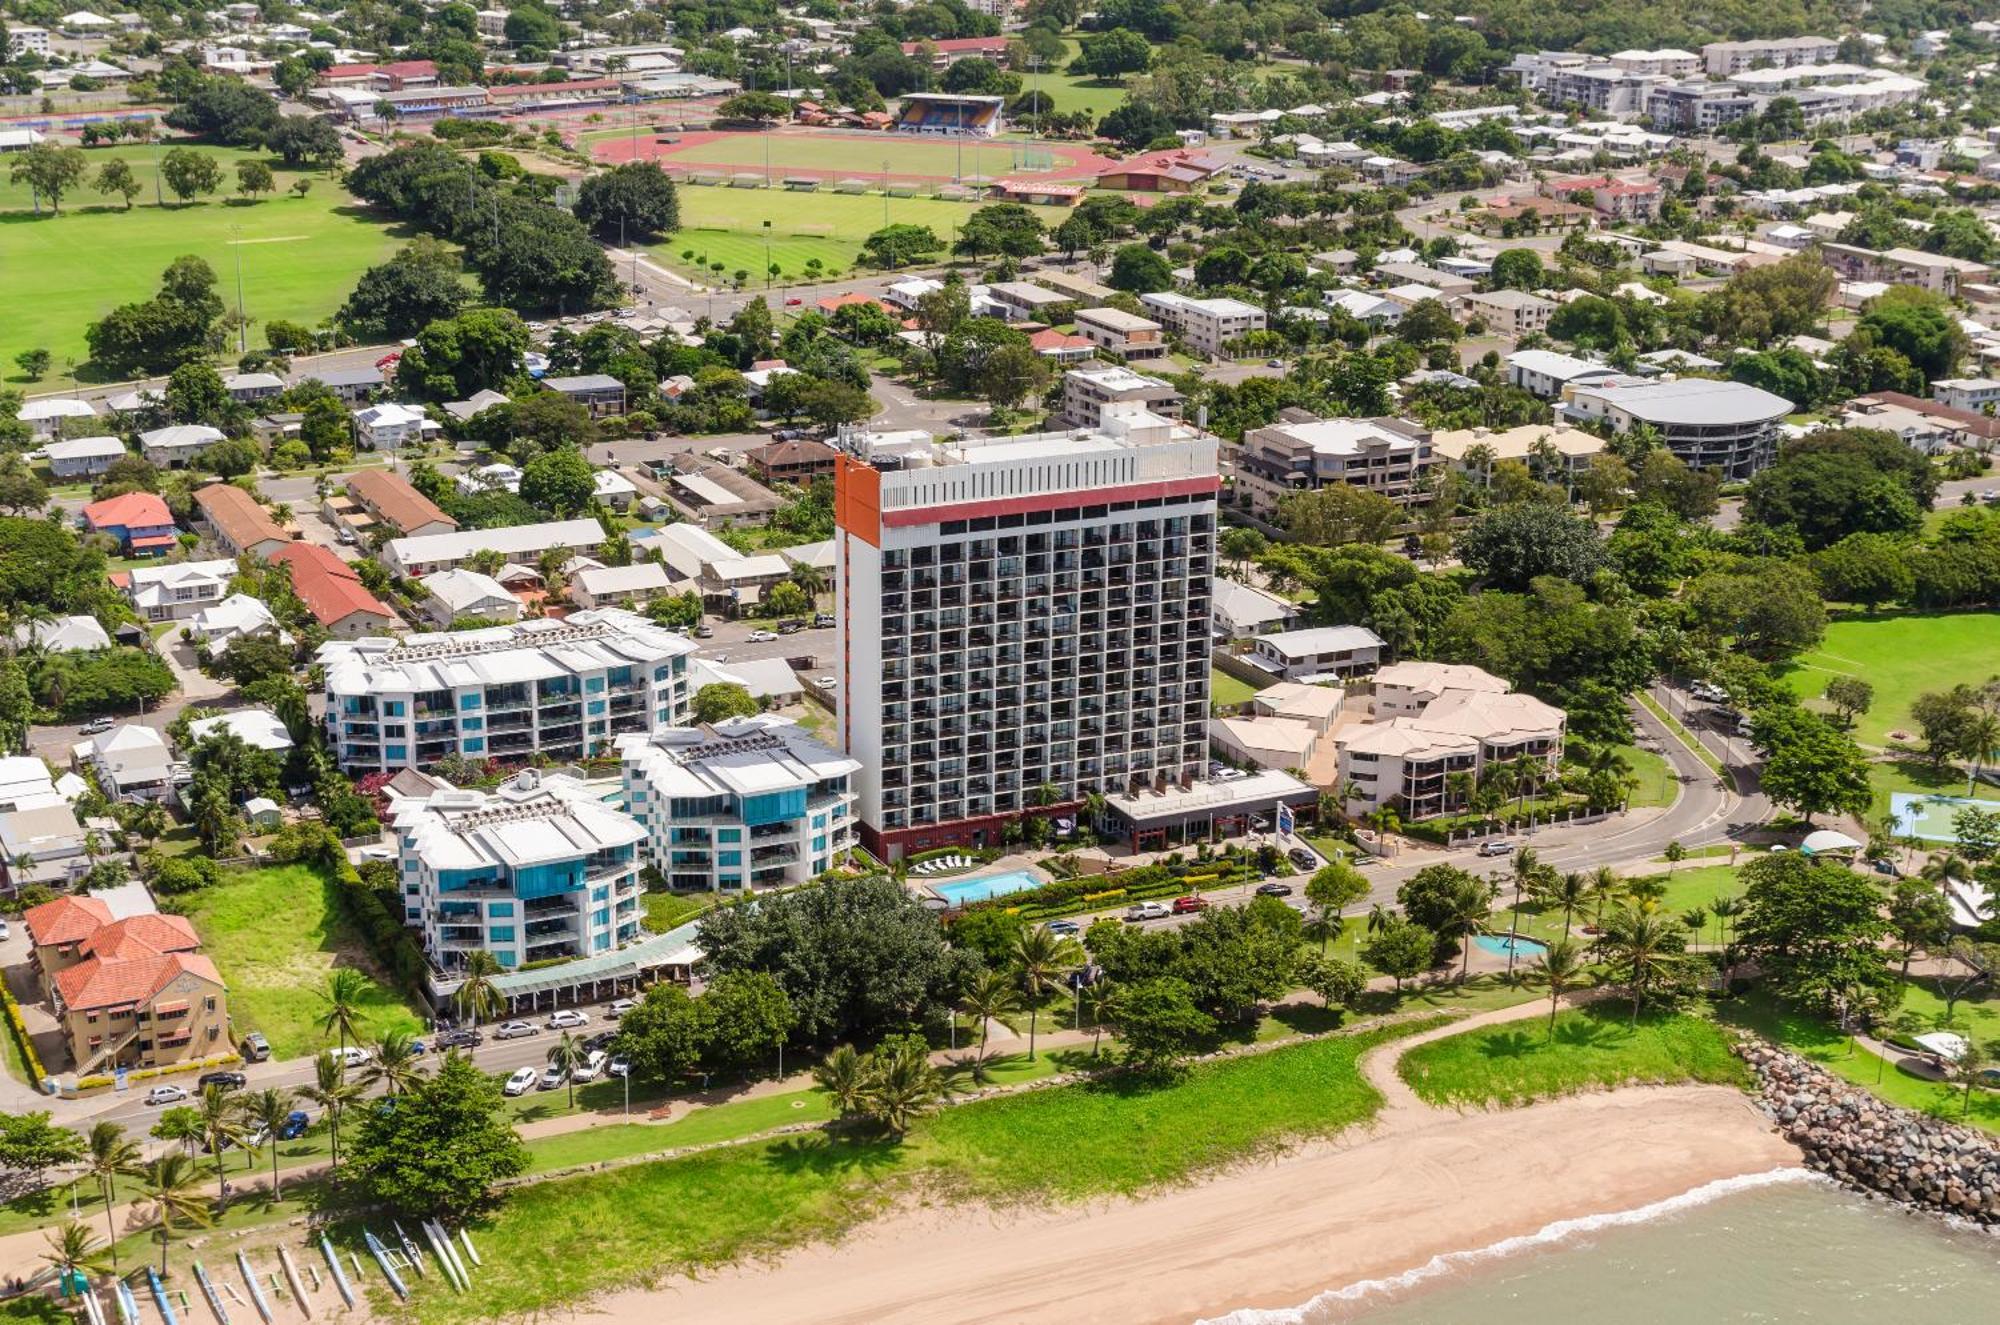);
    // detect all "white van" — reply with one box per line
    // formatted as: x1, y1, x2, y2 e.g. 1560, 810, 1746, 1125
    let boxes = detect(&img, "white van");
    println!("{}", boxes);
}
574, 1049, 609, 1083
